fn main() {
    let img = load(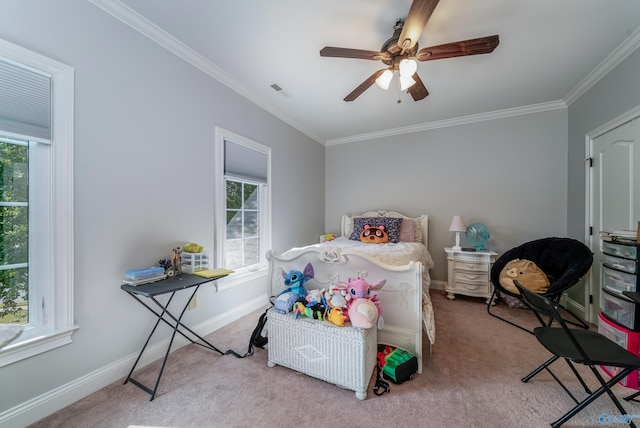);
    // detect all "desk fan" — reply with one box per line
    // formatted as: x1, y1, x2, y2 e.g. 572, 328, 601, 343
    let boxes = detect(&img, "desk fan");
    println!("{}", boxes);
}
466, 222, 490, 251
